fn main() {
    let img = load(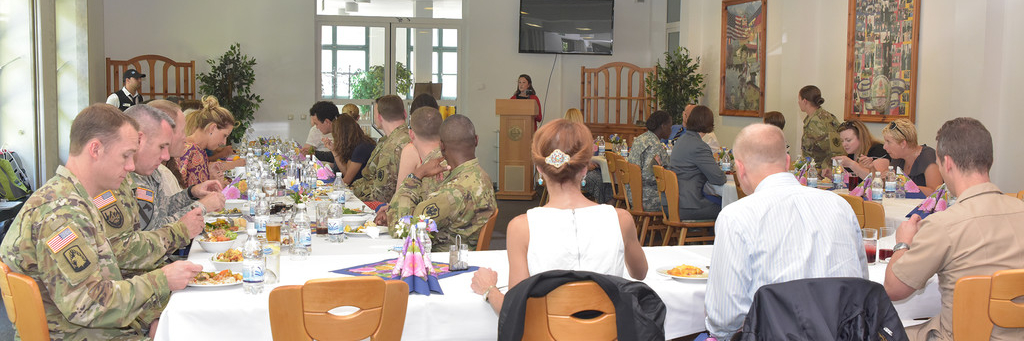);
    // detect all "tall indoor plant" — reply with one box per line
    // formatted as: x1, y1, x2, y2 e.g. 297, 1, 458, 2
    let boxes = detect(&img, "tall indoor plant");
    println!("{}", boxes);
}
646, 47, 705, 124
198, 43, 264, 144
349, 62, 413, 113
